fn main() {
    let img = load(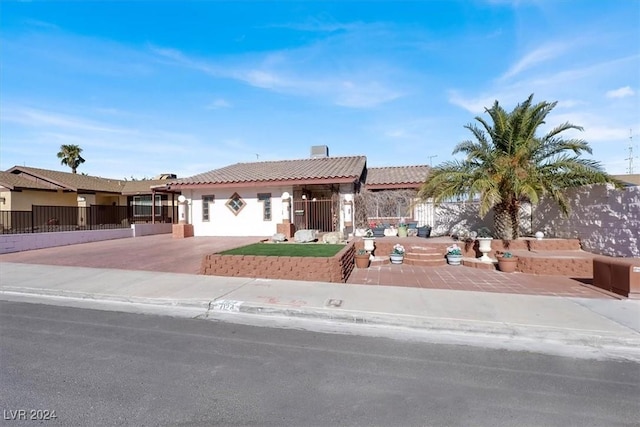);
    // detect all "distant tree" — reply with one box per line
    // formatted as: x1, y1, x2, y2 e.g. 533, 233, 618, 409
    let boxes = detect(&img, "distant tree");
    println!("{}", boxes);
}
57, 144, 85, 174
419, 94, 621, 240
